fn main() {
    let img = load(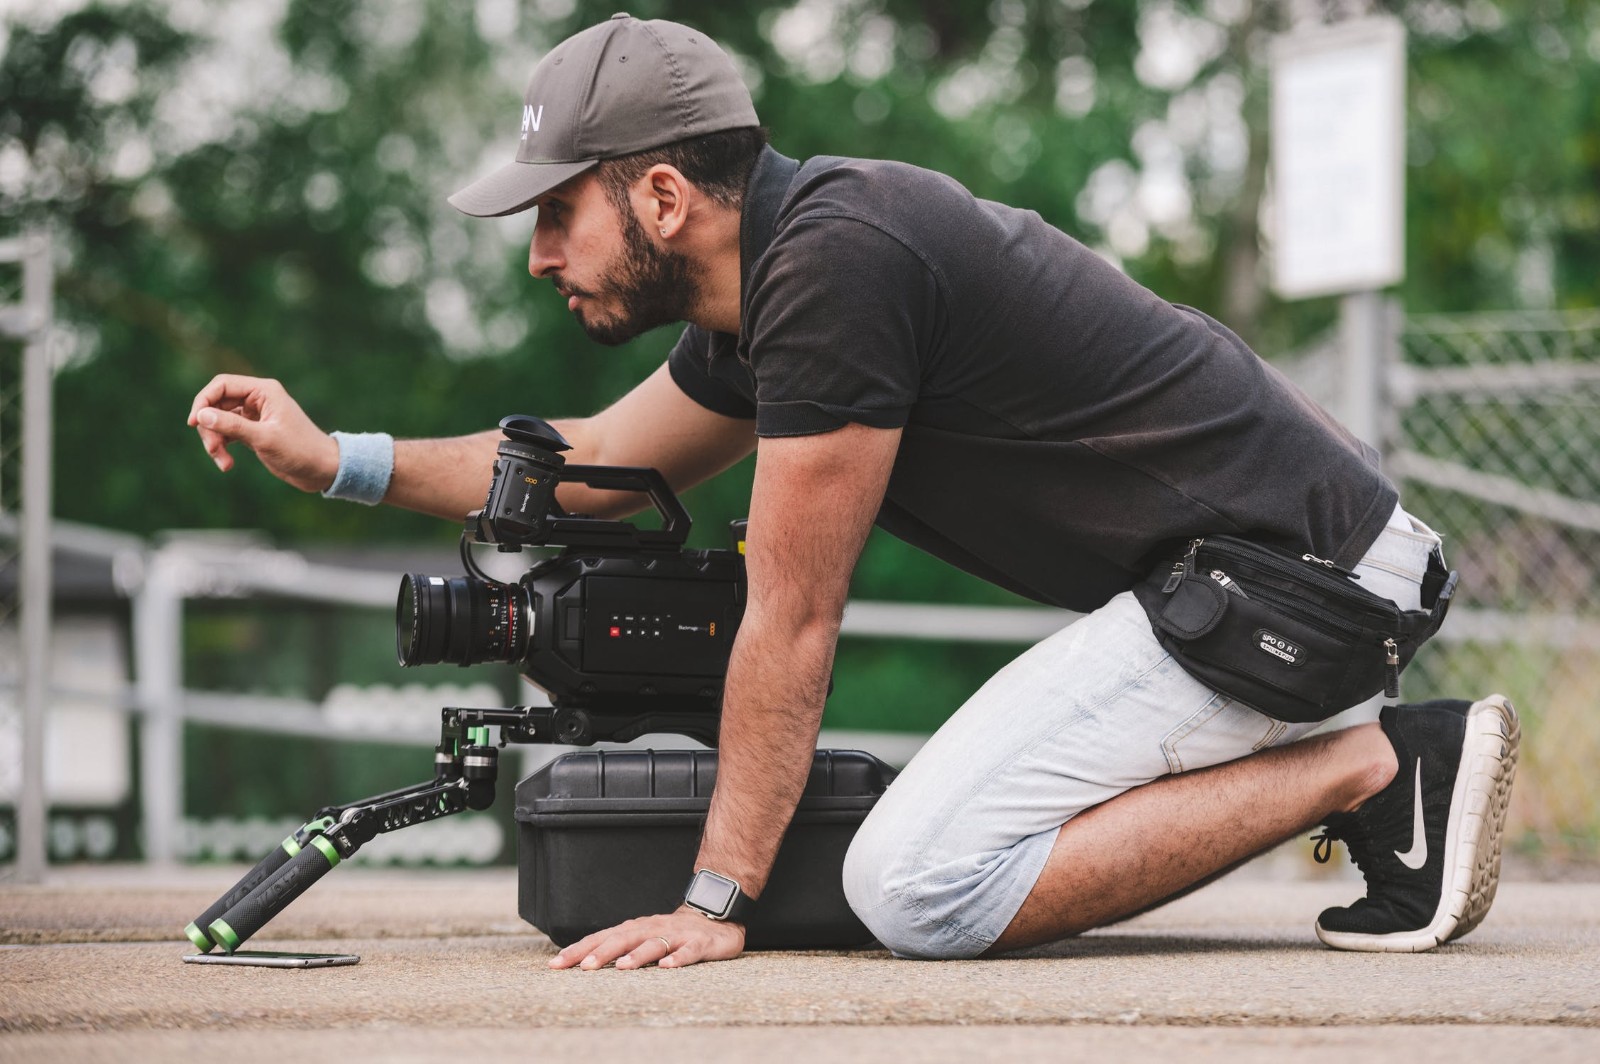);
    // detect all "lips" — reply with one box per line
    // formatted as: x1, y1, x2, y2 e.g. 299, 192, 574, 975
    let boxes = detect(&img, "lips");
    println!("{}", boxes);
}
554, 283, 586, 311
